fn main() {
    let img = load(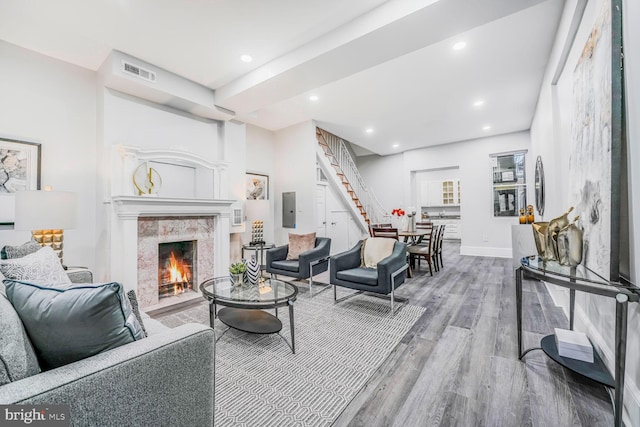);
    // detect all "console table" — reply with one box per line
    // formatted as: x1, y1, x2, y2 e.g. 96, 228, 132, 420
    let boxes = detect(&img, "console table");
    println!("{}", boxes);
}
242, 242, 275, 269
516, 256, 639, 427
